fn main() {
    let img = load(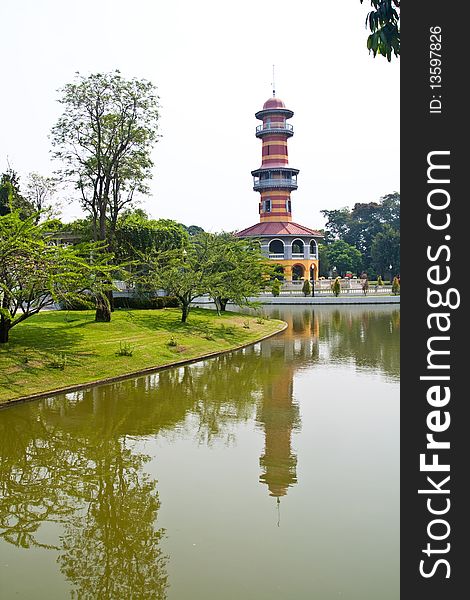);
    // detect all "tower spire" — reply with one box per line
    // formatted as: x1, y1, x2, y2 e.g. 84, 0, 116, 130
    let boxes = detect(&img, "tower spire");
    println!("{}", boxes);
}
272, 64, 276, 97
